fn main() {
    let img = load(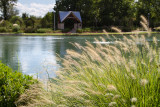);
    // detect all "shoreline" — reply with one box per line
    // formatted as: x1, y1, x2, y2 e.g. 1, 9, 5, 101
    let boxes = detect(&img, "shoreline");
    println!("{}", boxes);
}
0, 31, 159, 36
